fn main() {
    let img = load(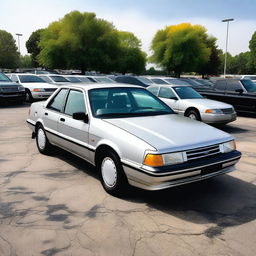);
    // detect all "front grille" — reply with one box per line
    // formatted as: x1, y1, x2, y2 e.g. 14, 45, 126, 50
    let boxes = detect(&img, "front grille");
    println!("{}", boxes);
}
2, 87, 18, 92
221, 108, 234, 114
44, 88, 57, 92
186, 144, 220, 161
